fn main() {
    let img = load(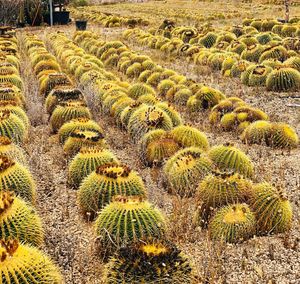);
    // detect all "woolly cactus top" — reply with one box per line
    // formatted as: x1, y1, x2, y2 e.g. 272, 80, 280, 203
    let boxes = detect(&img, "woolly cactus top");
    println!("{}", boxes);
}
111, 195, 146, 210
70, 130, 104, 141
144, 107, 164, 126
0, 191, 14, 214
0, 239, 18, 262
96, 163, 131, 179
0, 136, 12, 146
0, 154, 14, 171
0, 110, 11, 120
222, 205, 248, 224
